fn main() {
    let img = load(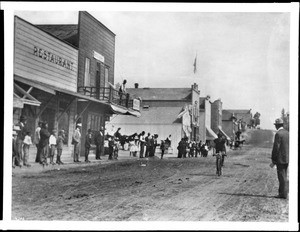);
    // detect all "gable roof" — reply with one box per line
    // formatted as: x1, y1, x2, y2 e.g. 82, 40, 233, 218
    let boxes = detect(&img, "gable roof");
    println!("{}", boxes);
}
224, 109, 251, 114
127, 88, 192, 101
36, 24, 79, 47
222, 109, 252, 121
